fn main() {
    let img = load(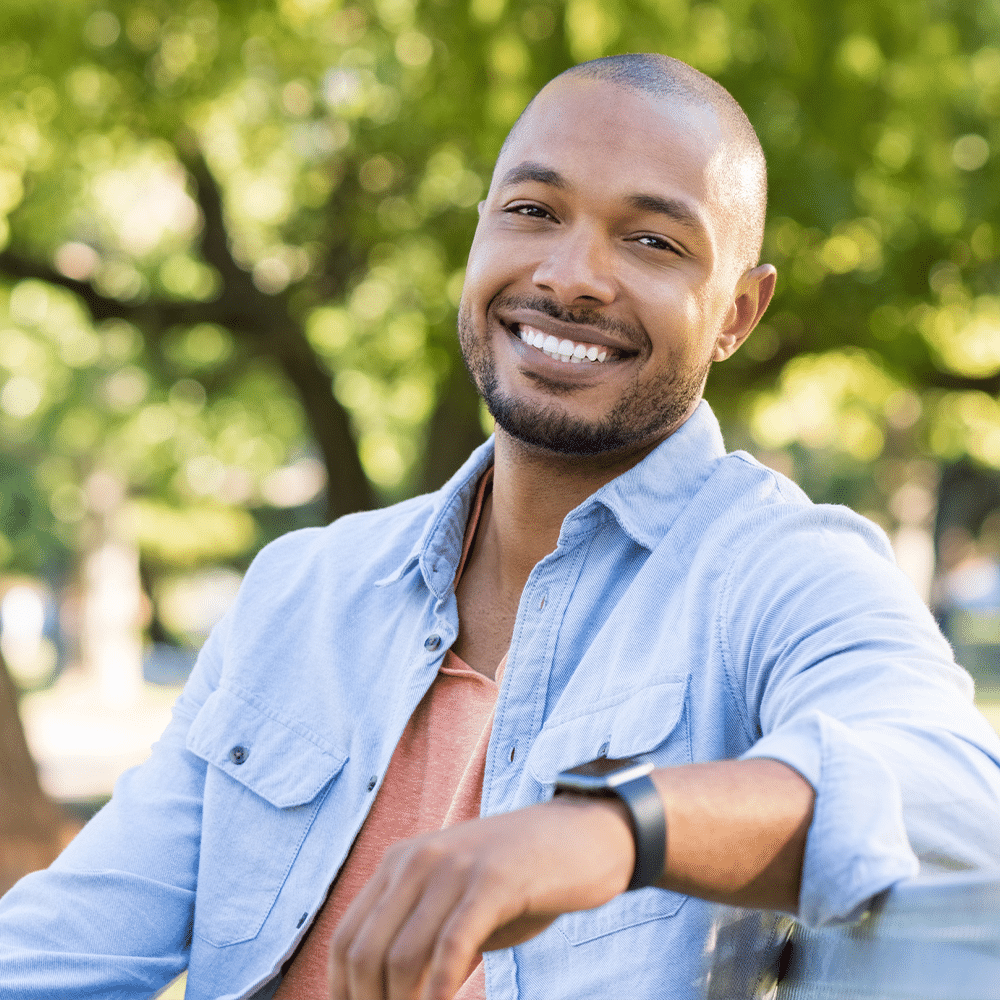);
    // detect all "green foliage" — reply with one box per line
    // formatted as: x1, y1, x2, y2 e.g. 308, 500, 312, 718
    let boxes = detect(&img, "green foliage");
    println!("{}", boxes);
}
1, 0, 999, 575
